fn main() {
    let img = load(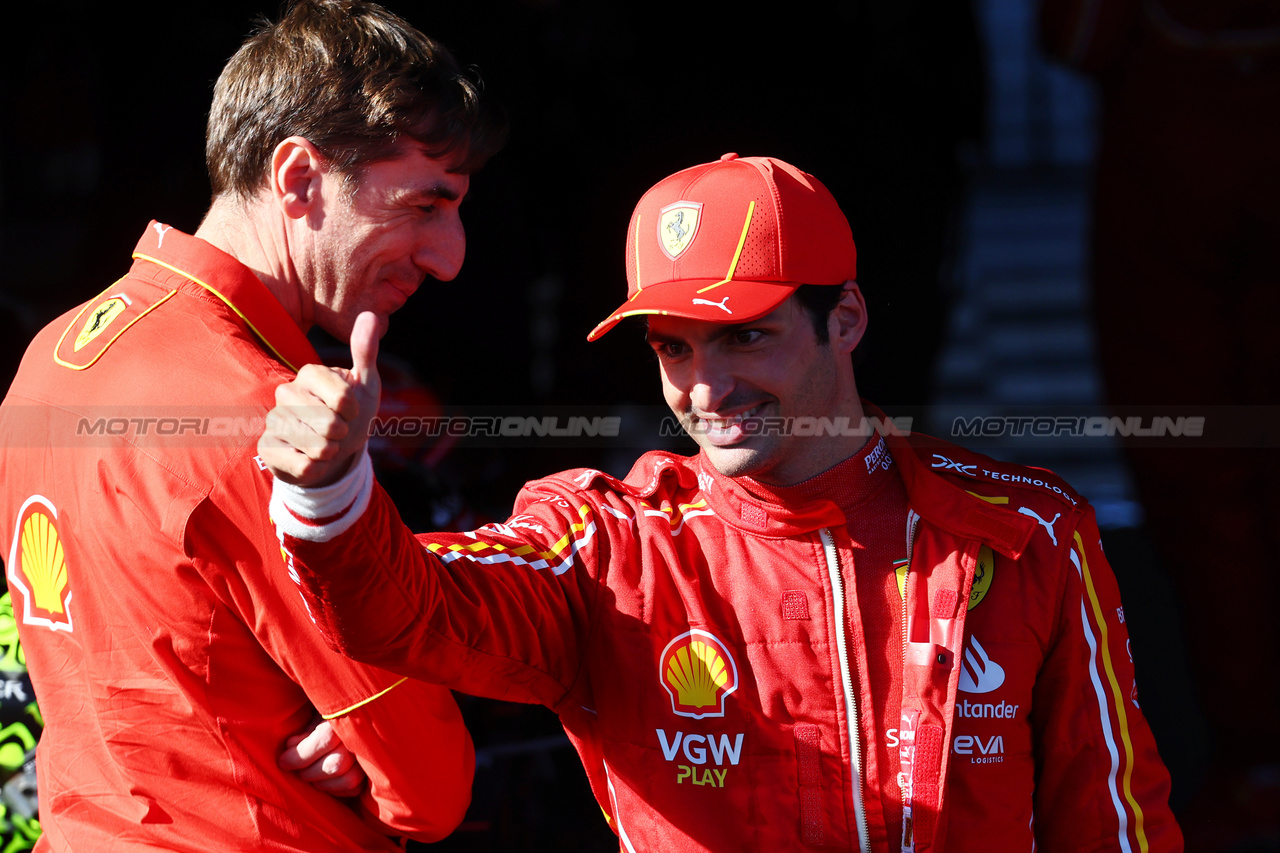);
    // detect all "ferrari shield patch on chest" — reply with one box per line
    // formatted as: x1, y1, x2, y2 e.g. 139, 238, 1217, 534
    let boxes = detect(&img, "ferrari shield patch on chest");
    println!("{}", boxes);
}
658, 201, 703, 260
969, 544, 994, 610
7, 496, 74, 633
54, 282, 175, 370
